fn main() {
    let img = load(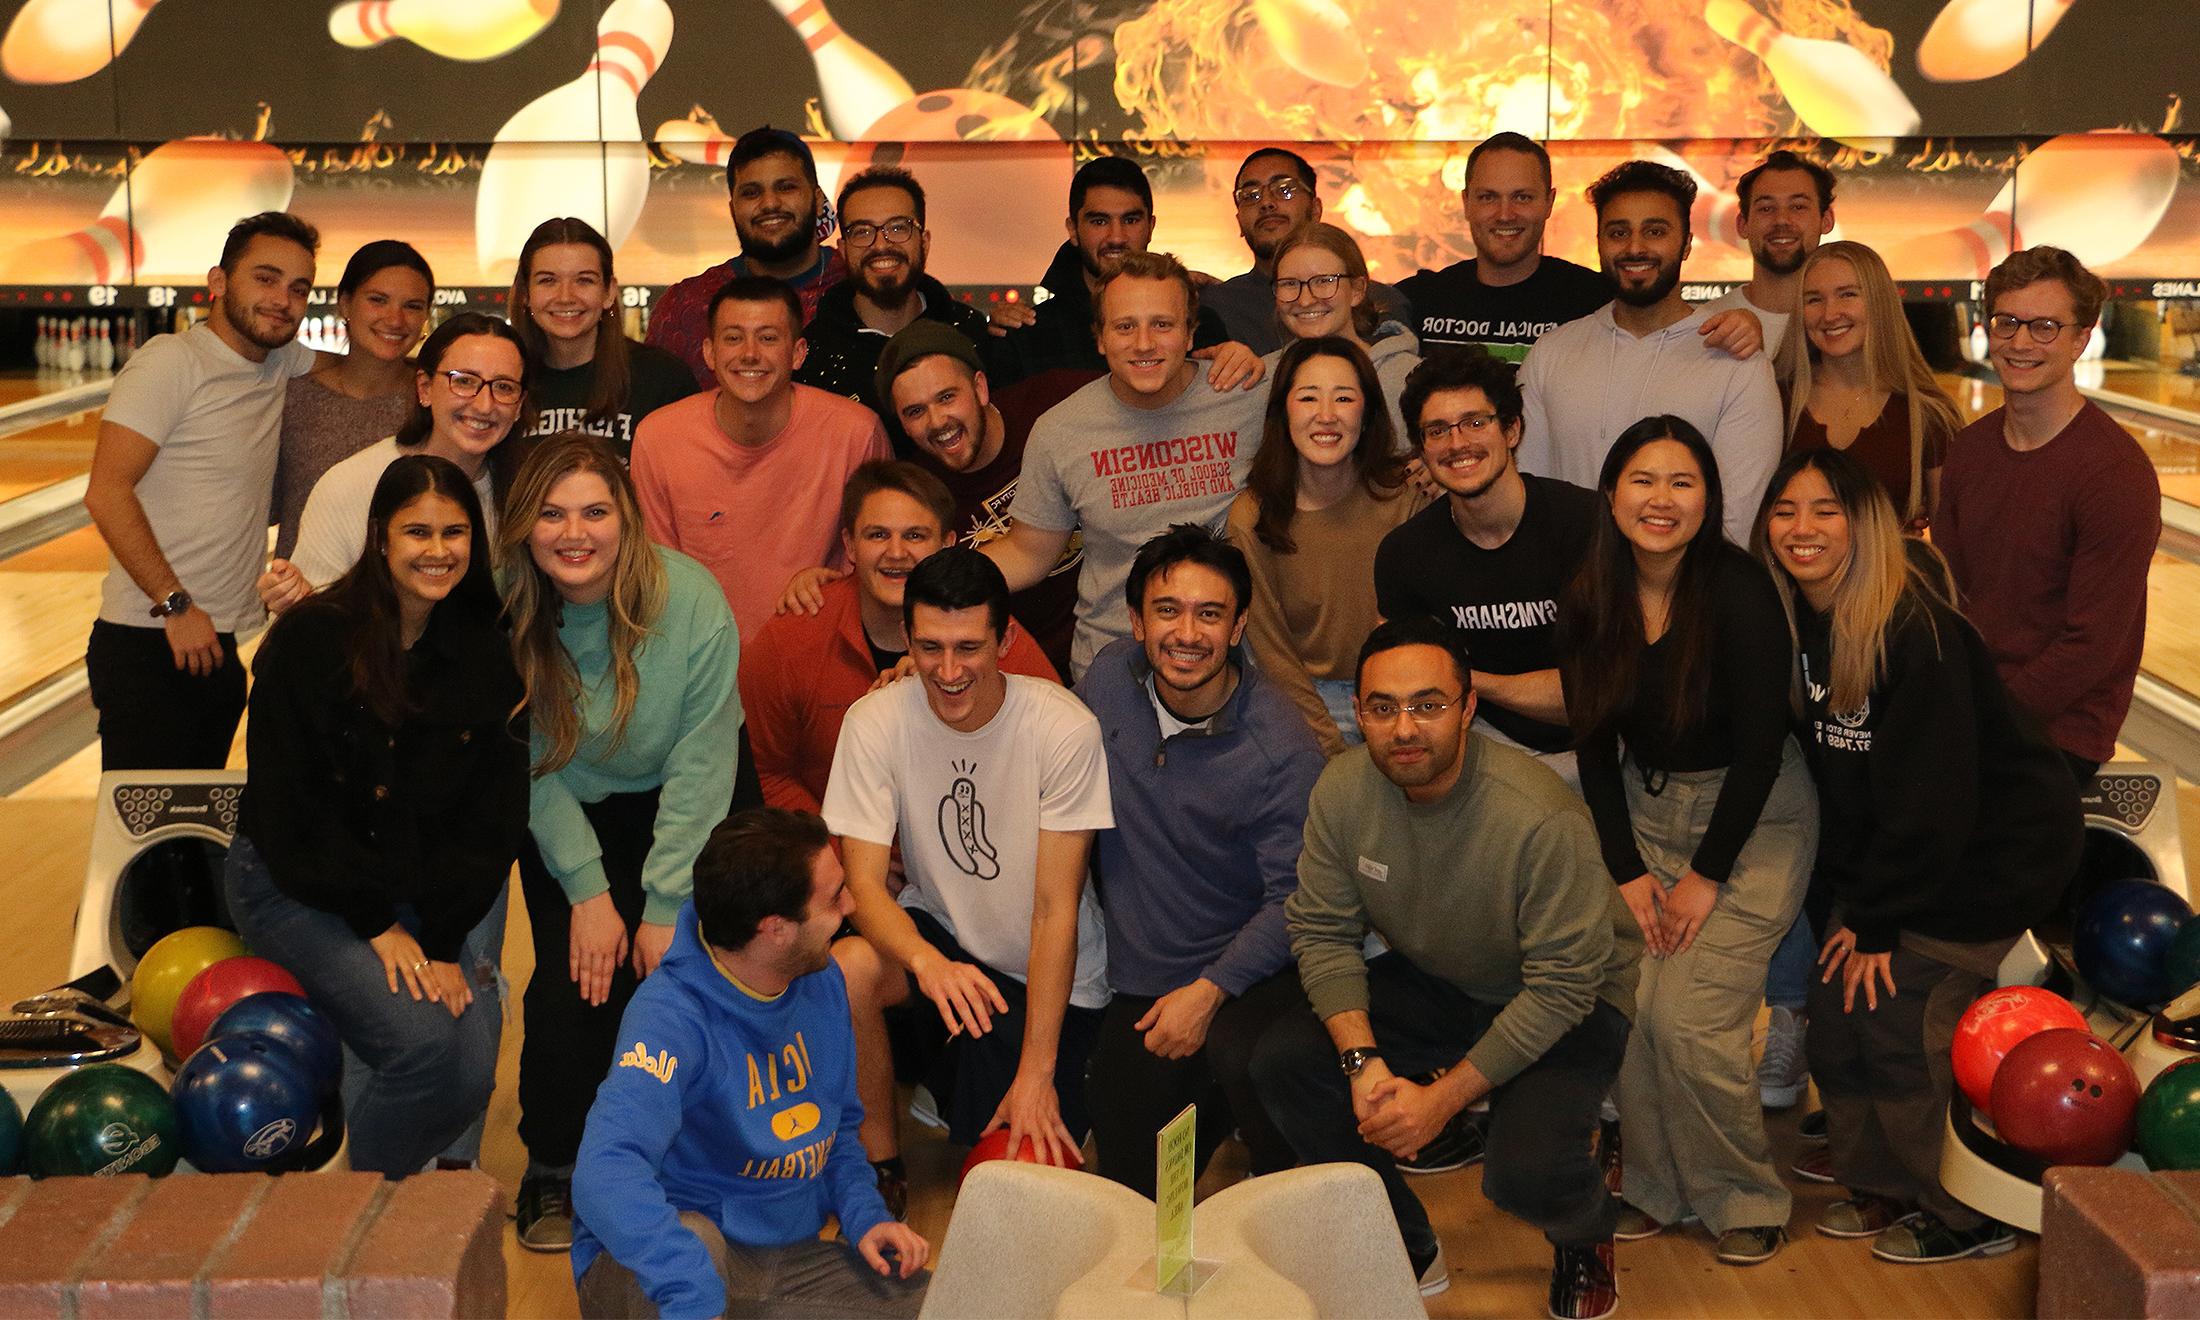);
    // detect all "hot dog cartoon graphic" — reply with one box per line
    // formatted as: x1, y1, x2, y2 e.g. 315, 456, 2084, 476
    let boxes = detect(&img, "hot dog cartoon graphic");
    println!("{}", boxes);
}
938, 759, 1000, 880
